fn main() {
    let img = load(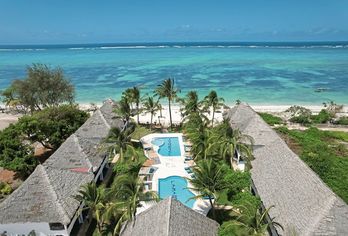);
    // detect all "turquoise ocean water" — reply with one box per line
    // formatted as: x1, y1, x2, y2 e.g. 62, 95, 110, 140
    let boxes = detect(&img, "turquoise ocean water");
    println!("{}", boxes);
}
0, 42, 347, 105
